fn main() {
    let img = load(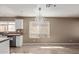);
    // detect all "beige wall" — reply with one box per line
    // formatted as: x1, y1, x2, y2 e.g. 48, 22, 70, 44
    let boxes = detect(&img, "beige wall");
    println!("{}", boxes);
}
0, 17, 15, 21
23, 17, 79, 43
0, 17, 79, 43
